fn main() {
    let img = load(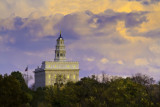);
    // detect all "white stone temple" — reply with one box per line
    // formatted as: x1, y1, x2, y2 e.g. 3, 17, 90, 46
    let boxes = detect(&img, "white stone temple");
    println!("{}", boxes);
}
34, 32, 79, 89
